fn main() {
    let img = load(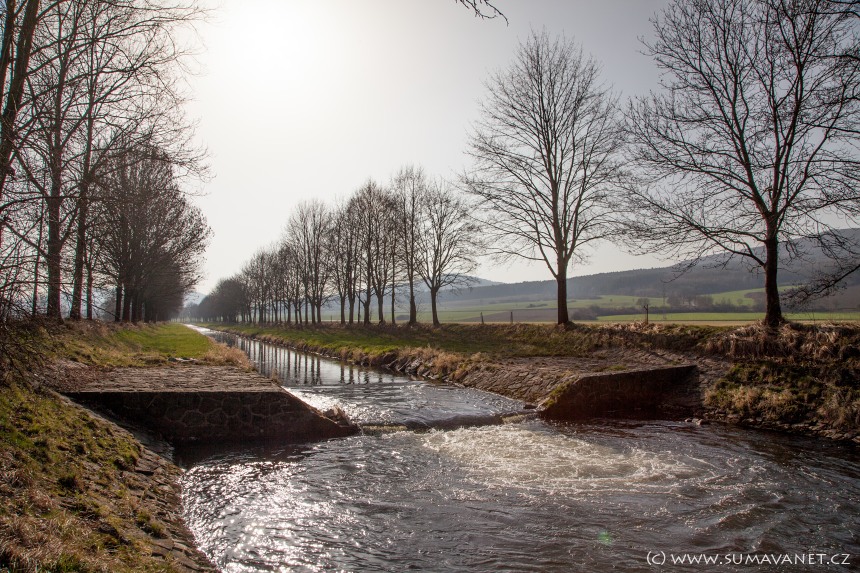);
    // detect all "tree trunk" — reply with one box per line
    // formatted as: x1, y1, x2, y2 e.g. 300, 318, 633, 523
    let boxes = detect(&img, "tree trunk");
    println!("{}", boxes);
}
85, 260, 94, 320
69, 181, 90, 319
556, 266, 570, 325
31, 208, 43, 317
408, 281, 417, 325
763, 237, 783, 328
376, 291, 385, 324
390, 253, 397, 325
45, 189, 62, 320
114, 284, 122, 322
131, 293, 141, 323
363, 290, 371, 325
31, 250, 39, 317
339, 295, 346, 324
430, 286, 441, 326
122, 284, 132, 321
